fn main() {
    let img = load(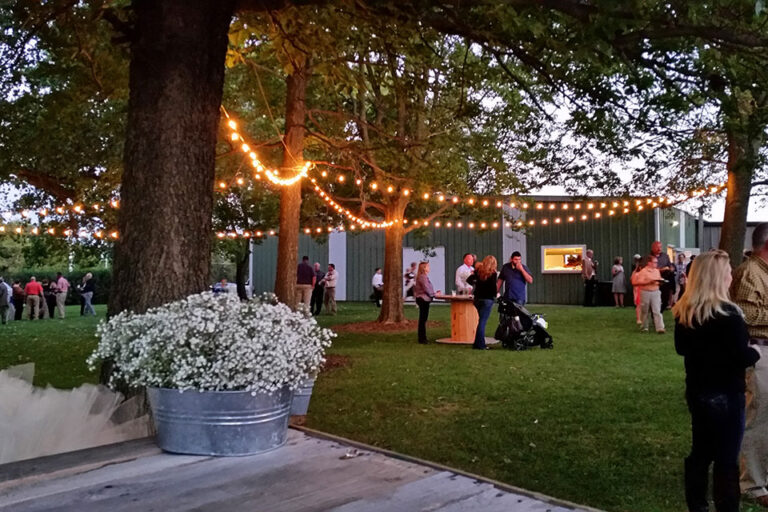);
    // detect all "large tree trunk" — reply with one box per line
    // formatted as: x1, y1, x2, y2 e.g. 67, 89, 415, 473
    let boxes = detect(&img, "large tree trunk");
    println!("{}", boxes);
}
377, 198, 408, 324
109, 0, 235, 316
719, 128, 762, 265
235, 238, 251, 300
273, 58, 308, 307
